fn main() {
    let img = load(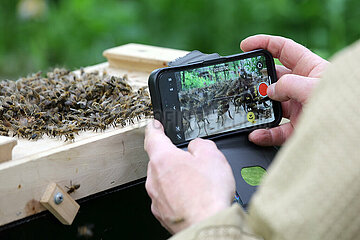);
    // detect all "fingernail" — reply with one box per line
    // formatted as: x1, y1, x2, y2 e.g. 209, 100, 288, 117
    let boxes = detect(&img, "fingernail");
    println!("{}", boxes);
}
267, 83, 276, 97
